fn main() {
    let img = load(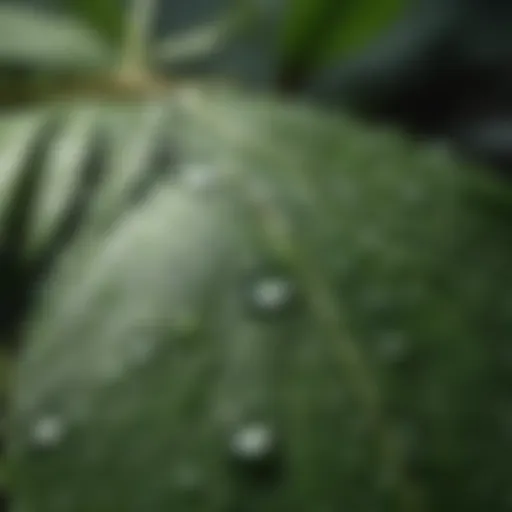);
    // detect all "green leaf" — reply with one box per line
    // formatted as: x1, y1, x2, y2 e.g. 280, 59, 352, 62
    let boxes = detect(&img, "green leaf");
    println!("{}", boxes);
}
0, 4, 112, 70
5, 87, 512, 511
57, 0, 125, 46
155, 4, 258, 67
278, 0, 407, 88
320, 0, 407, 62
